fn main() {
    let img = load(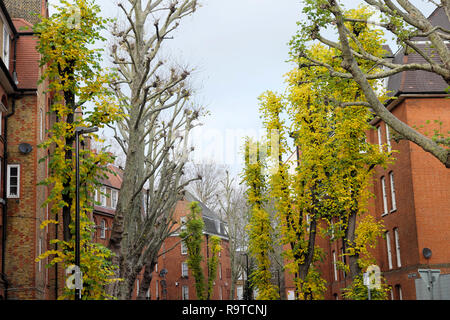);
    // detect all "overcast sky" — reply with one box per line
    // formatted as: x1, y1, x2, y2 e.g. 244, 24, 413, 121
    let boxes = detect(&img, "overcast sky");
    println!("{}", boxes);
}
49, 0, 435, 176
